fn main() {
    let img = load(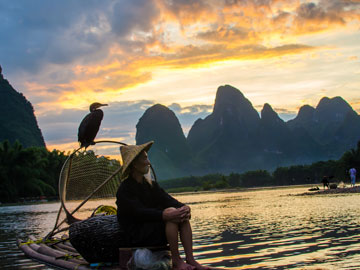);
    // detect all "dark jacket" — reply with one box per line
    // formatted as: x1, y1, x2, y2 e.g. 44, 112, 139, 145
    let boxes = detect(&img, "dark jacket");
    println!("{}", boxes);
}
116, 176, 184, 224
116, 176, 184, 246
